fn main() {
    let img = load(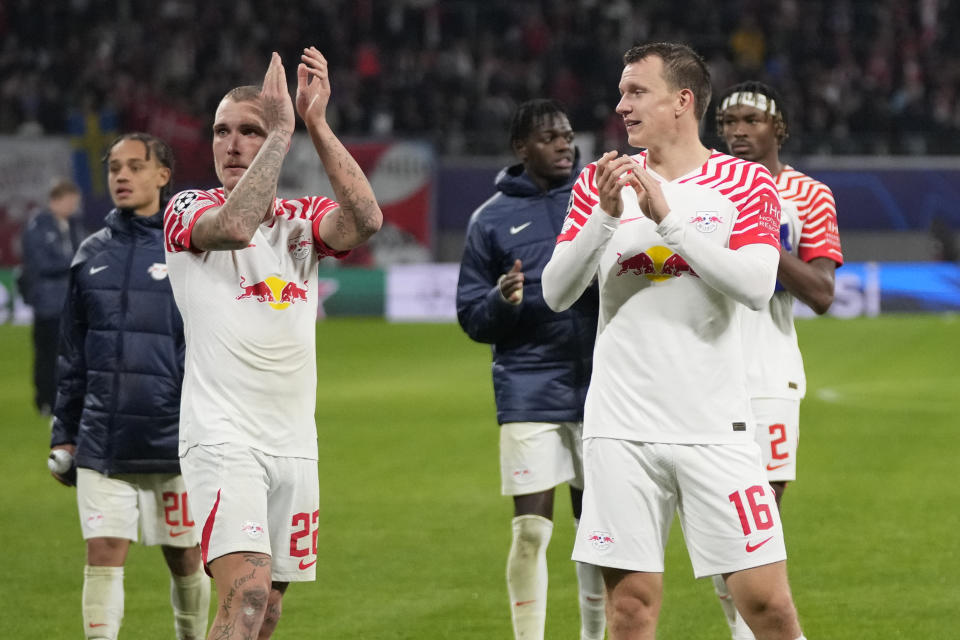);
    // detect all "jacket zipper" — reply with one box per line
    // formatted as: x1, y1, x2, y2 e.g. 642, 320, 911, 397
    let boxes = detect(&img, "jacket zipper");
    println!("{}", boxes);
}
106, 231, 136, 473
